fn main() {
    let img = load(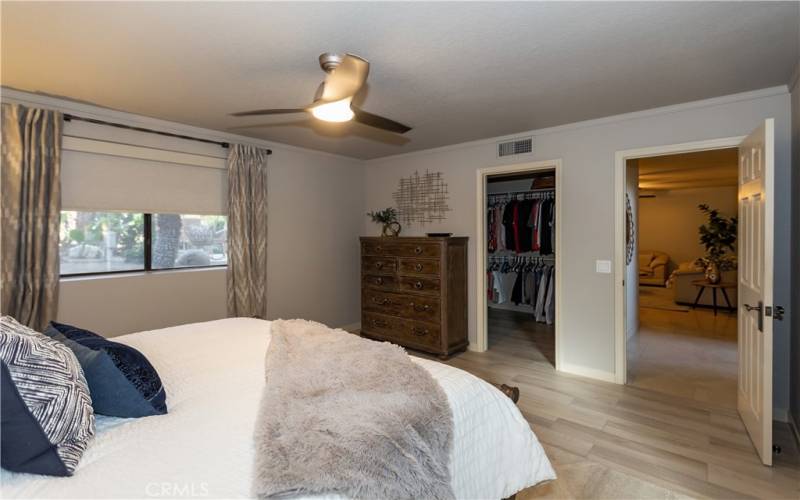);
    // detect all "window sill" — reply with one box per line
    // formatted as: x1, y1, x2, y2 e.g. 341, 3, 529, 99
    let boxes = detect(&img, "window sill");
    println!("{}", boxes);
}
59, 266, 226, 282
